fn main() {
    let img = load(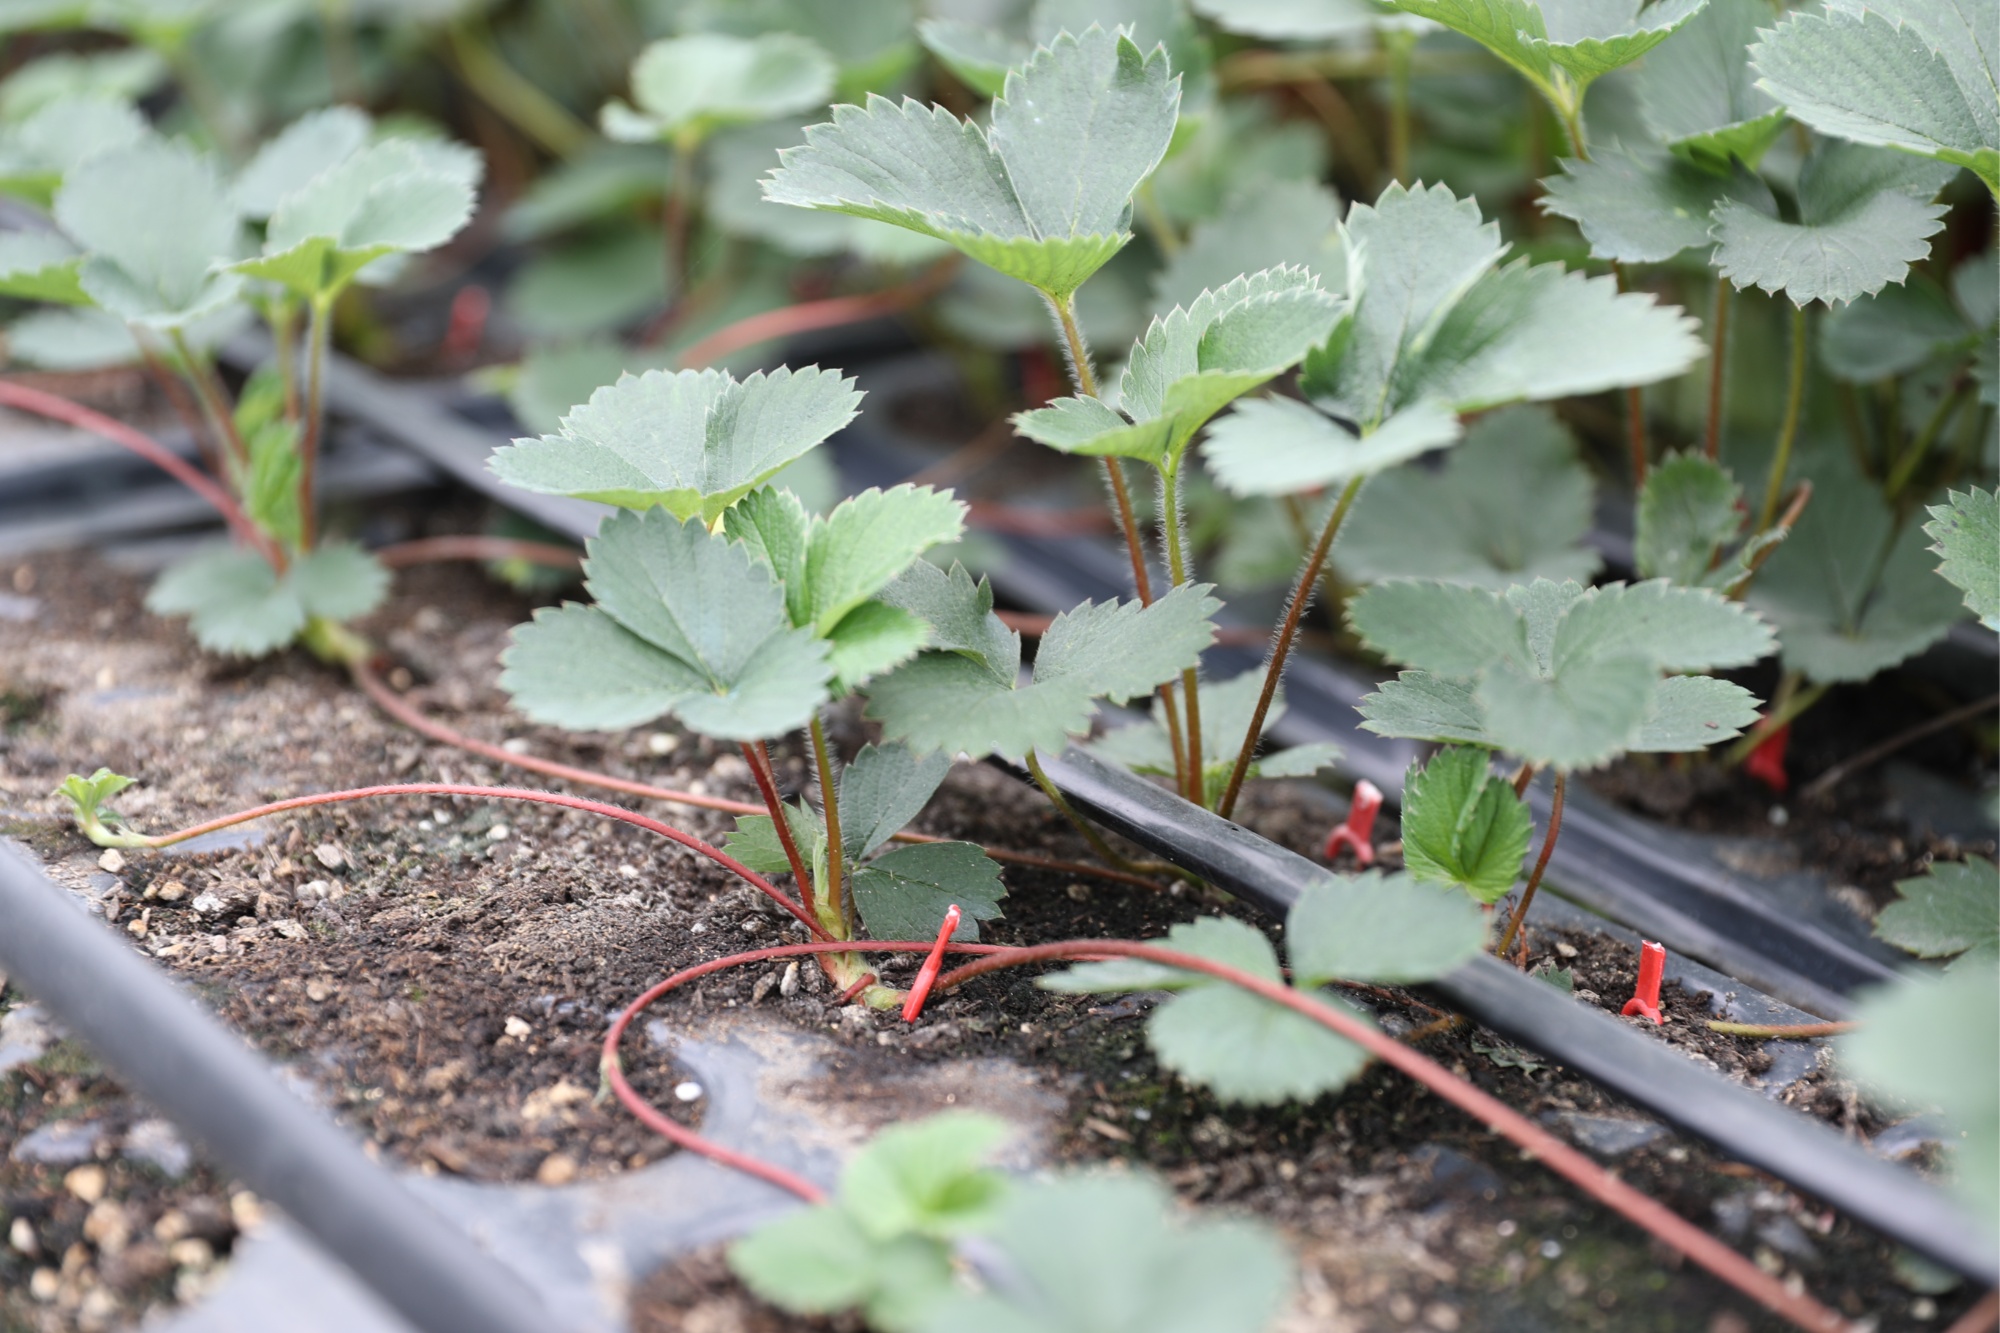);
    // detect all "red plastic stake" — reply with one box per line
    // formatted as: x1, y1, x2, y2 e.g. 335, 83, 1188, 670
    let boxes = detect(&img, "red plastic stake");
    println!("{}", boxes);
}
441, 284, 492, 362
1323, 780, 1383, 866
902, 905, 962, 1023
1745, 722, 1791, 793
1621, 941, 1666, 1024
